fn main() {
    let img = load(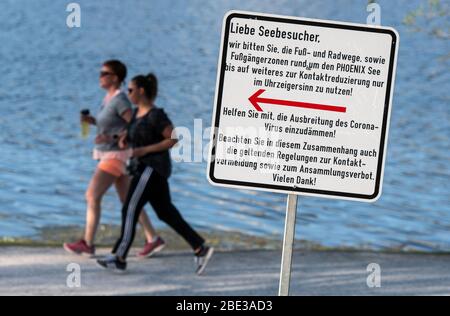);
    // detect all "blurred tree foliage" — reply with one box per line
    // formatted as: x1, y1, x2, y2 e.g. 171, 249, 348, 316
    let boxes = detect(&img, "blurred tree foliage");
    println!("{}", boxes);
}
403, 0, 449, 41
369, 0, 448, 62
